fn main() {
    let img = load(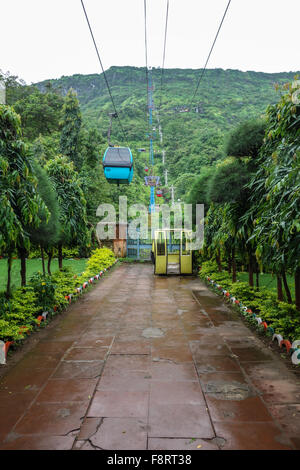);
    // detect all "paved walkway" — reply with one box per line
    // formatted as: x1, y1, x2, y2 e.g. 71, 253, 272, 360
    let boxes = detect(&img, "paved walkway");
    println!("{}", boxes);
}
0, 263, 299, 450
